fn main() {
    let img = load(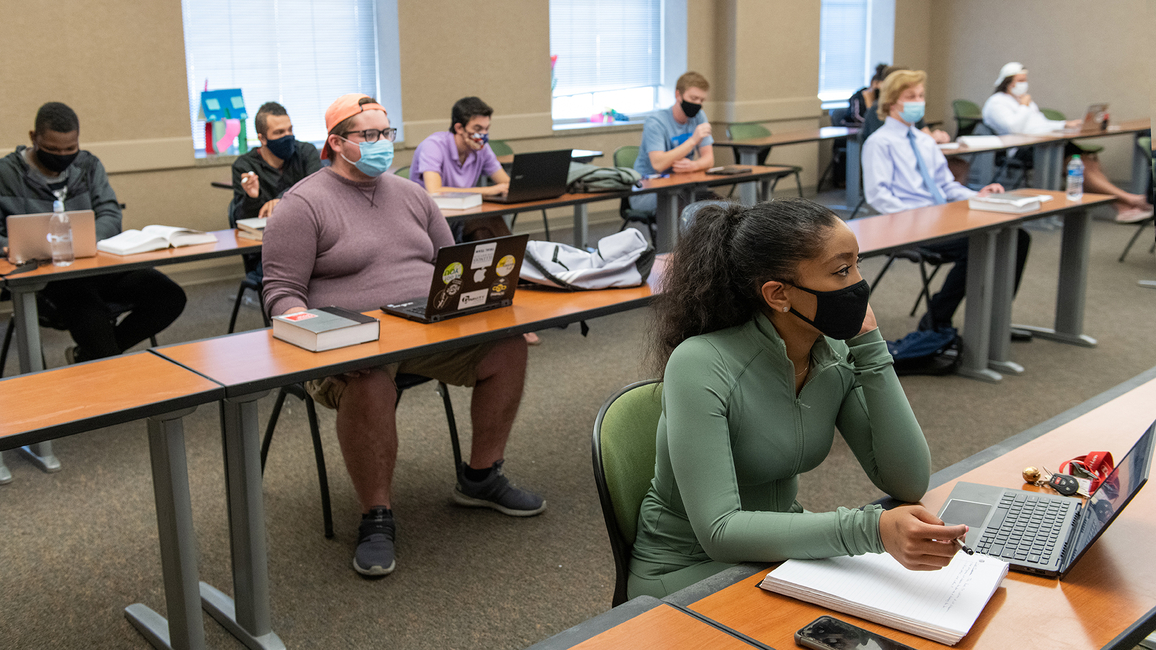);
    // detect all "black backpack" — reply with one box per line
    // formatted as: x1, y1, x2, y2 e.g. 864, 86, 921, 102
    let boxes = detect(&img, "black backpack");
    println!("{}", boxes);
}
886, 327, 962, 376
